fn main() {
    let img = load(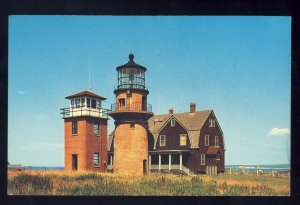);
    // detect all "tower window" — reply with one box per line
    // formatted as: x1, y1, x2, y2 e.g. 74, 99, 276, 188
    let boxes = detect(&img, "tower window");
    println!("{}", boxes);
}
209, 119, 215, 127
159, 135, 166, 146
180, 134, 187, 146
75, 99, 80, 108
72, 121, 78, 135
81, 98, 85, 106
87, 98, 91, 107
201, 154, 206, 165
91, 99, 96, 108
97, 100, 101, 108
171, 119, 175, 127
71, 99, 74, 108
205, 135, 209, 146
93, 122, 100, 135
215, 136, 219, 146
119, 98, 125, 108
93, 153, 100, 167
